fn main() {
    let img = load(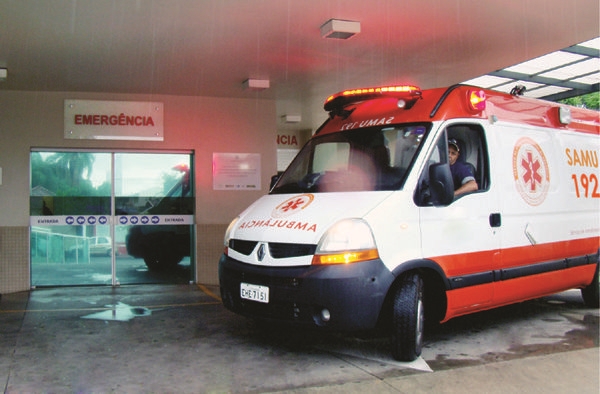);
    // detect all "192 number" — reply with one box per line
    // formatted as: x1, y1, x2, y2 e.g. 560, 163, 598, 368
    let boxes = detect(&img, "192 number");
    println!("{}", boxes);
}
572, 173, 600, 198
